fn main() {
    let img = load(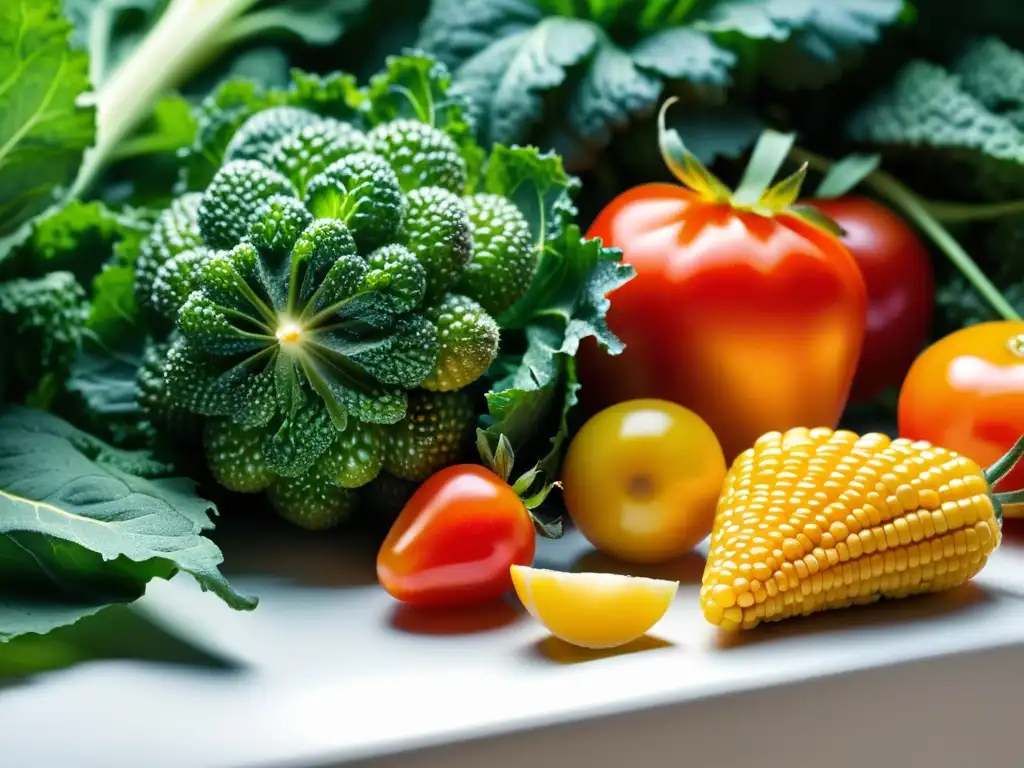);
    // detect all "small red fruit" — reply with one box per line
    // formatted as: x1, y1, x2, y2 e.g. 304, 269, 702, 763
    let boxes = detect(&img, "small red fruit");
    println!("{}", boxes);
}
377, 462, 543, 607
